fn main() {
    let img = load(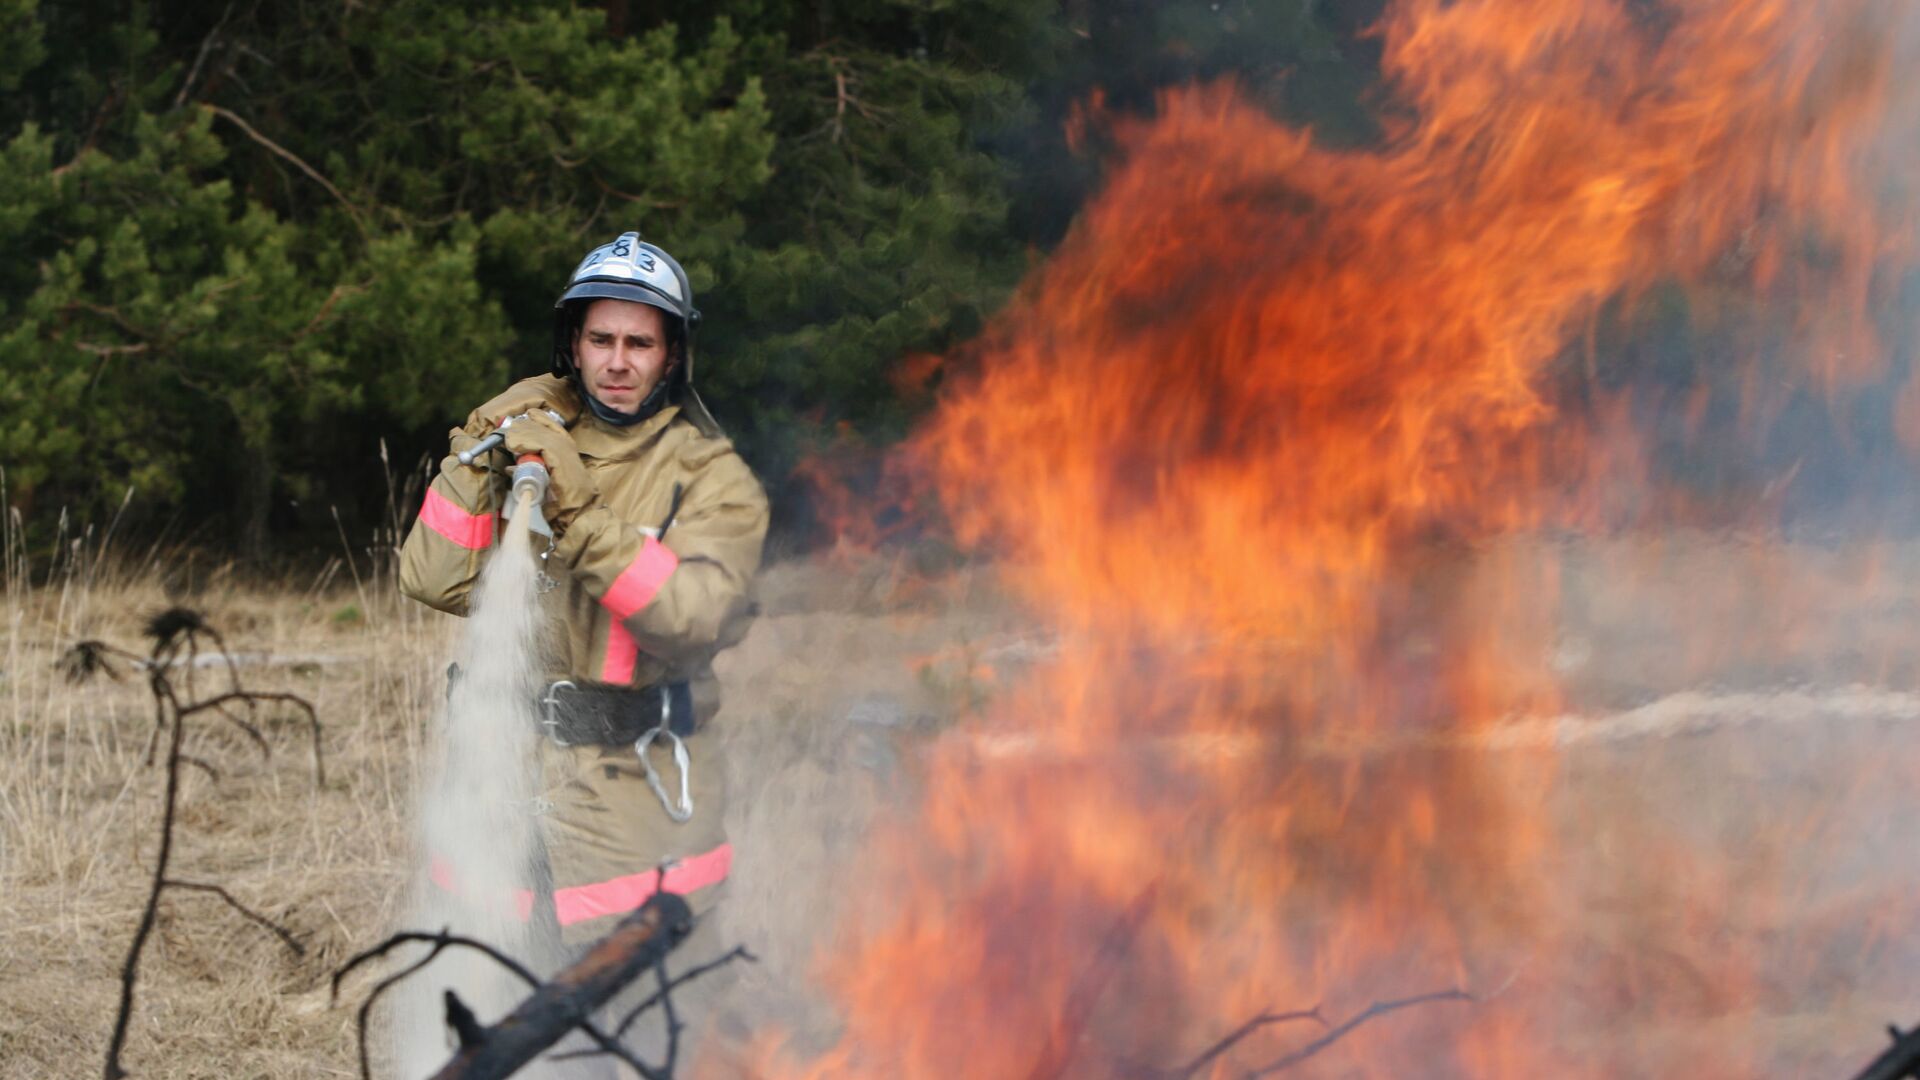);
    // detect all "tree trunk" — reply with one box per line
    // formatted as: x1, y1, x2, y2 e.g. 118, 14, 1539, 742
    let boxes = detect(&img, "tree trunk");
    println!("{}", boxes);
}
234, 406, 274, 563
